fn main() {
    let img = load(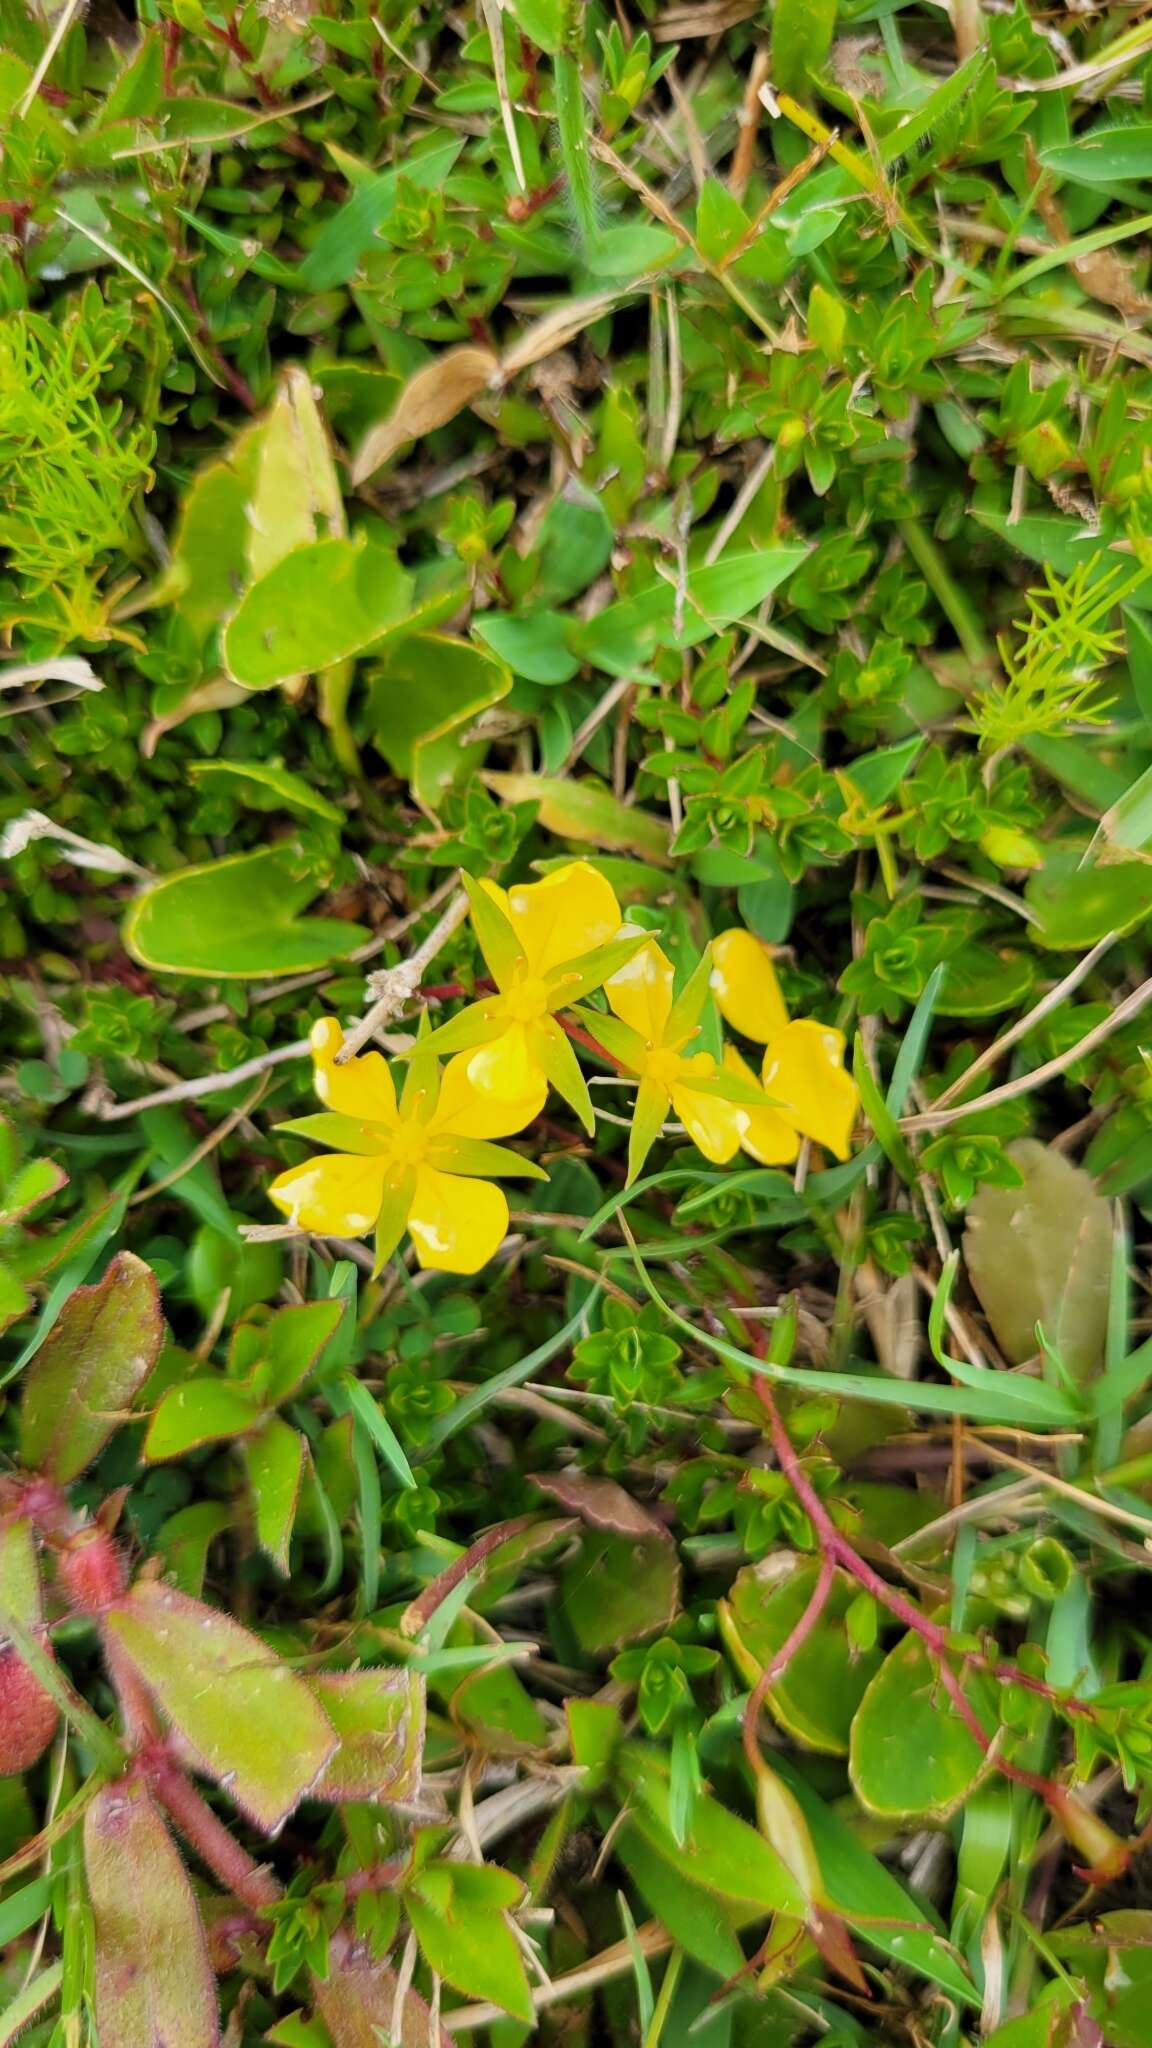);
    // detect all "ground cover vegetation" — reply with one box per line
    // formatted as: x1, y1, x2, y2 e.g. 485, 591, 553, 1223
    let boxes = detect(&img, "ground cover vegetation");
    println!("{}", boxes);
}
5, 0, 1152, 2039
